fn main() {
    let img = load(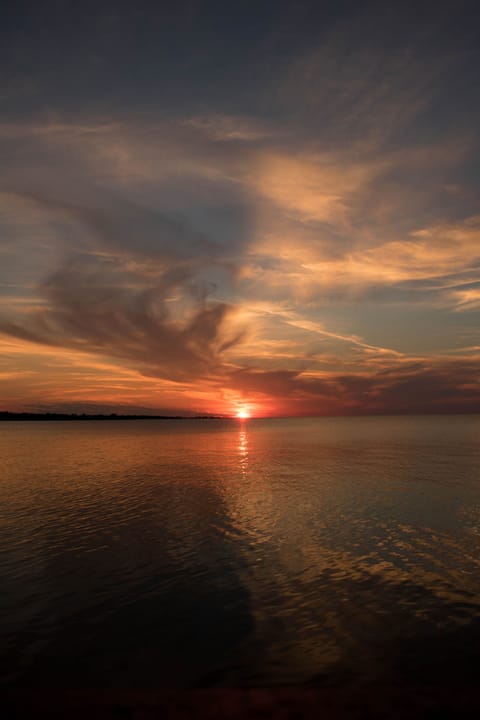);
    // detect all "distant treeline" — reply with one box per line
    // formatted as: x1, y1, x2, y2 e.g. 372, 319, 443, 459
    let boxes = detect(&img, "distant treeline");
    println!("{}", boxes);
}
0, 412, 223, 421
